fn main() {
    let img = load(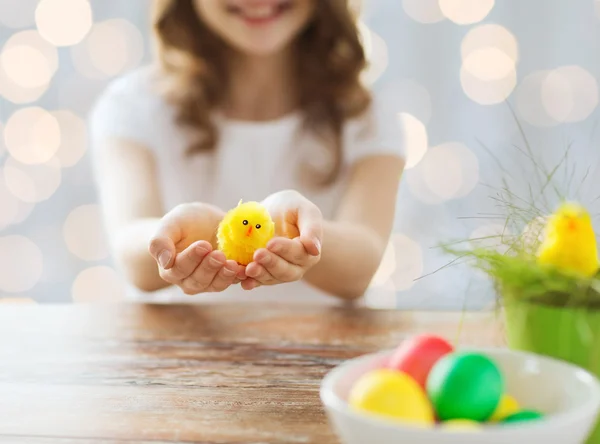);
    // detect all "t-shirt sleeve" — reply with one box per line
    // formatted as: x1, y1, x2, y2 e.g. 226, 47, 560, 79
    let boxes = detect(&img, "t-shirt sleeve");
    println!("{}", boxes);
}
87, 68, 164, 152
342, 86, 406, 165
